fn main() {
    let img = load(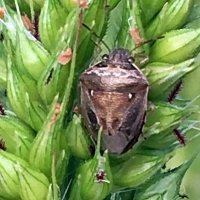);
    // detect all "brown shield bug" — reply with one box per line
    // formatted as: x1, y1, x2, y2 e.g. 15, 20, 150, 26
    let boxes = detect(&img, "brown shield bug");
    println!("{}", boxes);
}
80, 48, 149, 154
